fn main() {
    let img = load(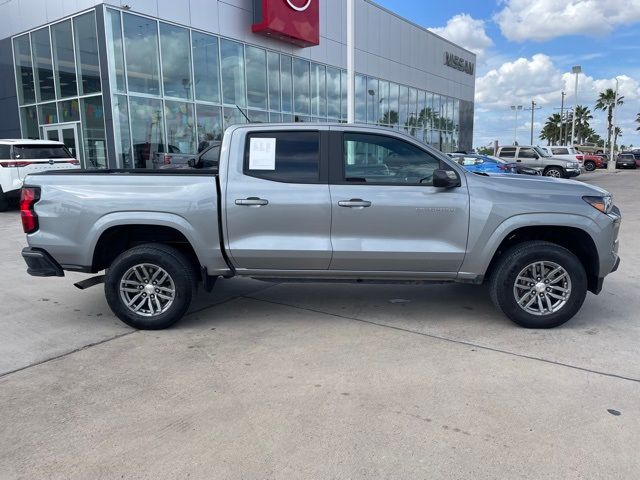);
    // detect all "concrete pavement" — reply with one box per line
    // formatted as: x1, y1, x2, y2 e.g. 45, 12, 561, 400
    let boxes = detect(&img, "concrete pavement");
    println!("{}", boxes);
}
1, 170, 639, 479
